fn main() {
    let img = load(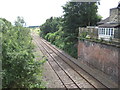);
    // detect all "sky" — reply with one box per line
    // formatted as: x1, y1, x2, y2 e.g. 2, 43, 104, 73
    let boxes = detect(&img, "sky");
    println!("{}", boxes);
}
0, 0, 119, 26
